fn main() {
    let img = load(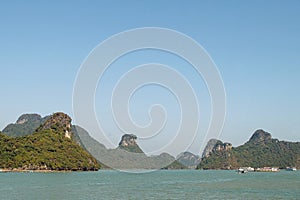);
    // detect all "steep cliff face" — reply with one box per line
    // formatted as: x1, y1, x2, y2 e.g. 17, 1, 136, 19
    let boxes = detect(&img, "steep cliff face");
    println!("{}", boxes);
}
36, 112, 72, 139
202, 139, 220, 158
2, 113, 94, 144
177, 151, 201, 168
248, 129, 272, 145
118, 134, 144, 153
213, 142, 232, 152
79, 132, 186, 169
0, 112, 100, 171
119, 134, 138, 147
198, 129, 300, 169
16, 114, 42, 124
1, 113, 188, 170
202, 139, 232, 158
2, 114, 49, 137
